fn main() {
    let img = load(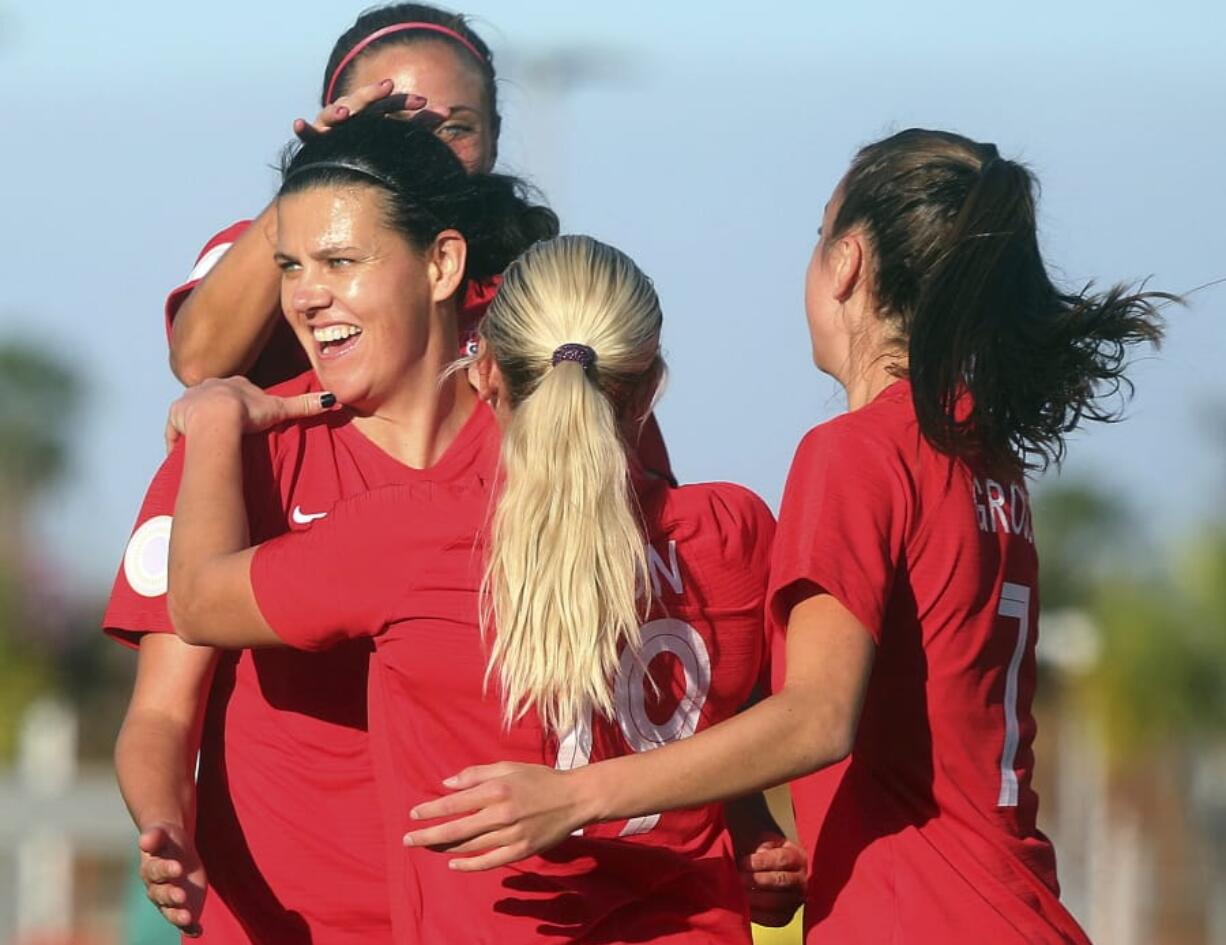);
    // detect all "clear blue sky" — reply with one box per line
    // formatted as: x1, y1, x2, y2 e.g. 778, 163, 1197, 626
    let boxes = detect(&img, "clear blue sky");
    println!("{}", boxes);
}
2, 0, 1223, 592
